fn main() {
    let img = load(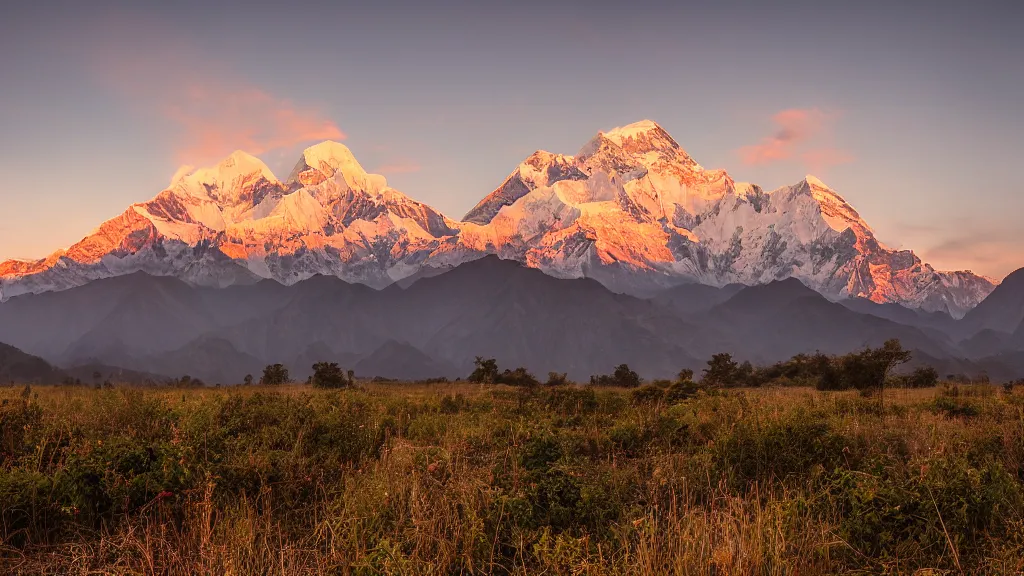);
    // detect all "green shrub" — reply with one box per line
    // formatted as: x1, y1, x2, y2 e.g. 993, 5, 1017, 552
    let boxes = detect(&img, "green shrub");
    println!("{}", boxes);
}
630, 385, 664, 406
713, 413, 847, 485
0, 398, 43, 466
932, 395, 980, 418
439, 393, 467, 414
542, 387, 598, 416
665, 380, 702, 403
608, 422, 646, 456
828, 456, 1023, 568
521, 434, 563, 471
